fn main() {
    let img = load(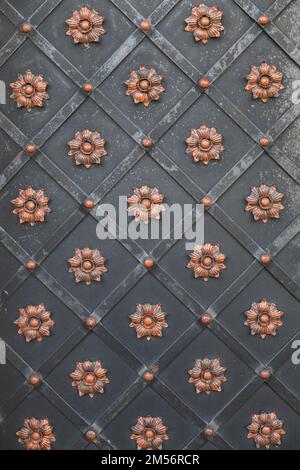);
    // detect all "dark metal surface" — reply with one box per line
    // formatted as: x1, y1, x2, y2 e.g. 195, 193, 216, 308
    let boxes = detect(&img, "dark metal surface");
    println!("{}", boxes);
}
0, 0, 299, 450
